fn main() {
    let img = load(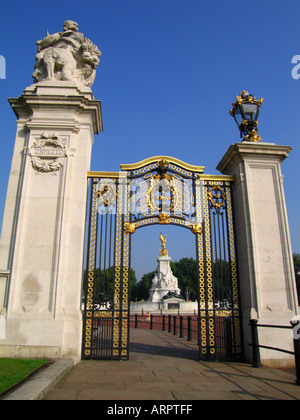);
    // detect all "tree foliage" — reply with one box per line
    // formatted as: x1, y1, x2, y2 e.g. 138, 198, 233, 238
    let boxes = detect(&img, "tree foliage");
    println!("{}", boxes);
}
130, 257, 232, 302
83, 266, 137, 305
170, 258, 198, 301
83, 253, 300, 305
130, 271, 156, 302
